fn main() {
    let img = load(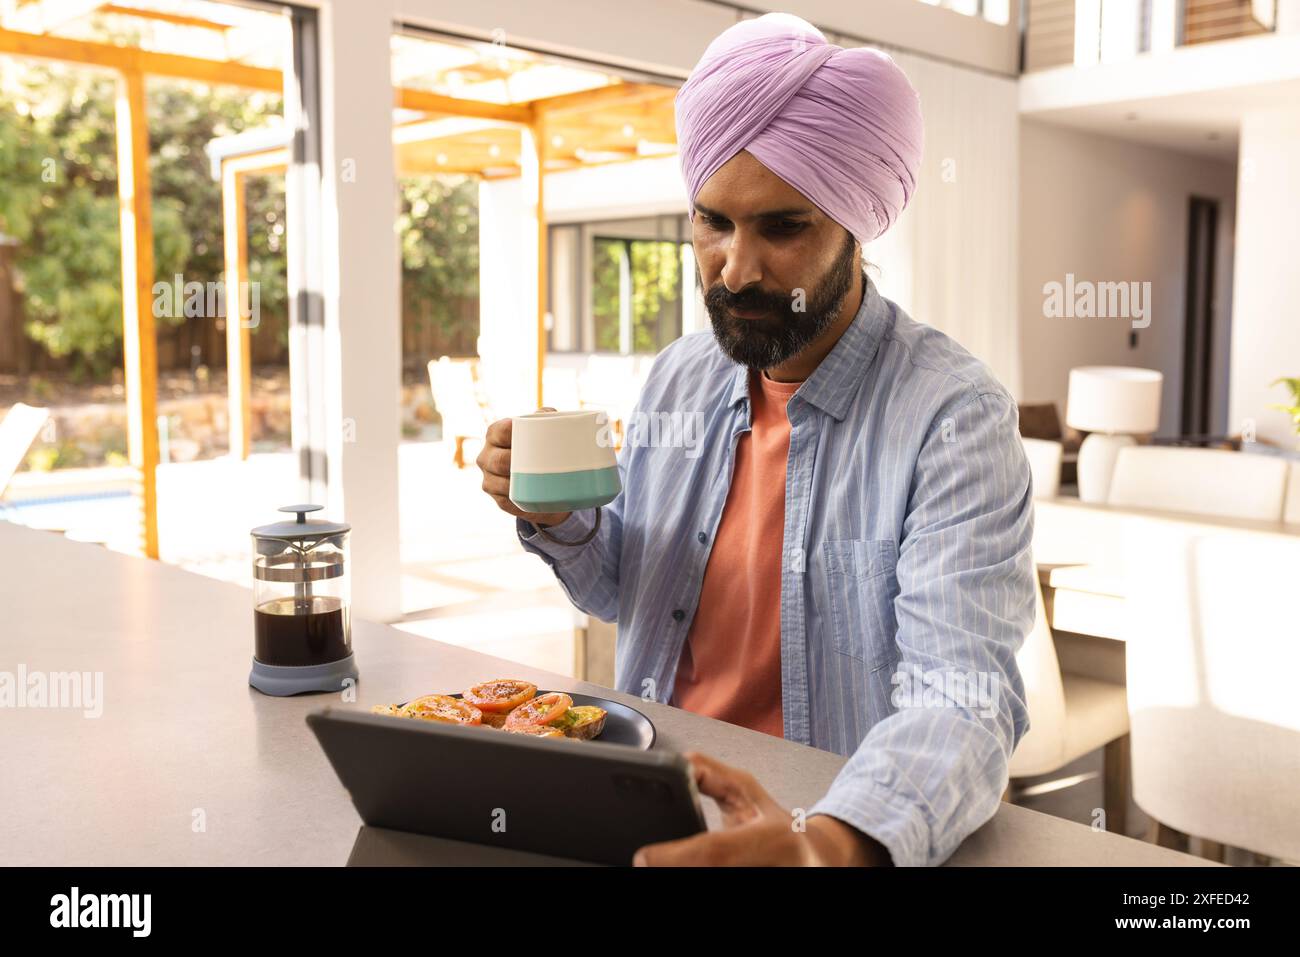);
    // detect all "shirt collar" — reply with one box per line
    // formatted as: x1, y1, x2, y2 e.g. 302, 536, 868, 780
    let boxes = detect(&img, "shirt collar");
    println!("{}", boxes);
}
726, 271, 890, 422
